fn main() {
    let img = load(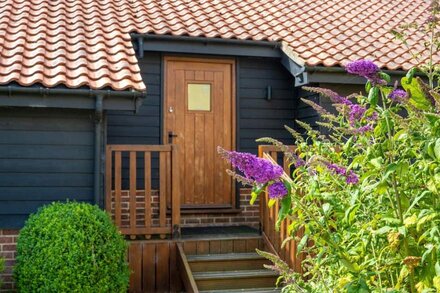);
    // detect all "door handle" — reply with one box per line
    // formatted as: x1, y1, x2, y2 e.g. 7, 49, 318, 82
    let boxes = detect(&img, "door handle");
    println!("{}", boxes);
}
168, 131, 178, 143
